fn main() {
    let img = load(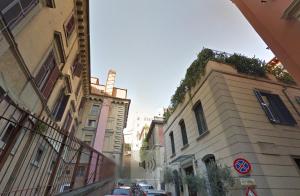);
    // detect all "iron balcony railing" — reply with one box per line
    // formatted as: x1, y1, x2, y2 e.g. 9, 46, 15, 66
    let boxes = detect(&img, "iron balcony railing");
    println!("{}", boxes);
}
0, 94, 115, 195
